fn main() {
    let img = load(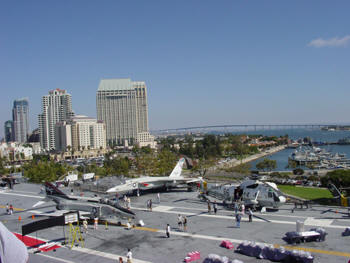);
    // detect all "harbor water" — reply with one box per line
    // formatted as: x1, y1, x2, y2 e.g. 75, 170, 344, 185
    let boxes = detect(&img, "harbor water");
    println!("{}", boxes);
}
226, 128, 350, 171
